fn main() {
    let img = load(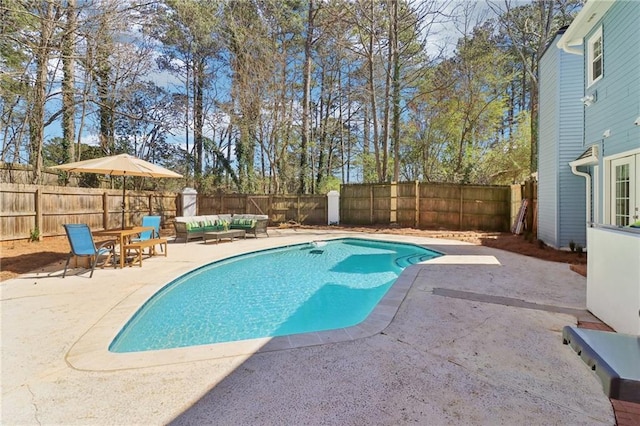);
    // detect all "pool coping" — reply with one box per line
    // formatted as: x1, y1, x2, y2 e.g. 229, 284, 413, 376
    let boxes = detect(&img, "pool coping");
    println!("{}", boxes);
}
65, 239, 429, 371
